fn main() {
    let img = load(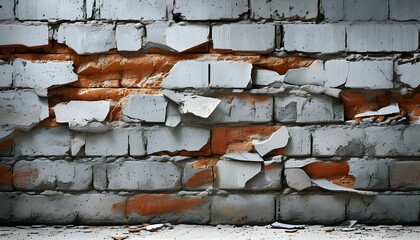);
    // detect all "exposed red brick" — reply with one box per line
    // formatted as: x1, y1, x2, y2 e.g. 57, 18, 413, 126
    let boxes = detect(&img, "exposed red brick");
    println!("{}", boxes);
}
0, 165, 13, 189
187, 158, 219, 168
185, 168, 213, 188
0, 138, 13, 150
264, 163, 282, 172
303, 161, 355, 188
211, 126, 285, 155
113, 194, 205, 216
13, 169, 39, 188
